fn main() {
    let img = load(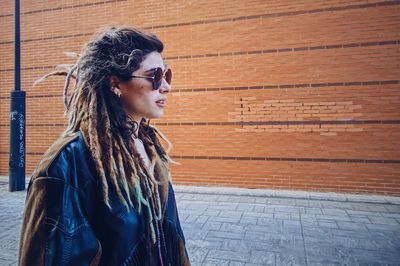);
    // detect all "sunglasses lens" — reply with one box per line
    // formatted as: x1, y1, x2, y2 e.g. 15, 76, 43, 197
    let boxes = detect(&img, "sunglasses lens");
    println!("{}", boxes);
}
152, 68, 162, 90
155, 68, 163, 82
165, 69, 172, 84
152, 67, 172, 90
